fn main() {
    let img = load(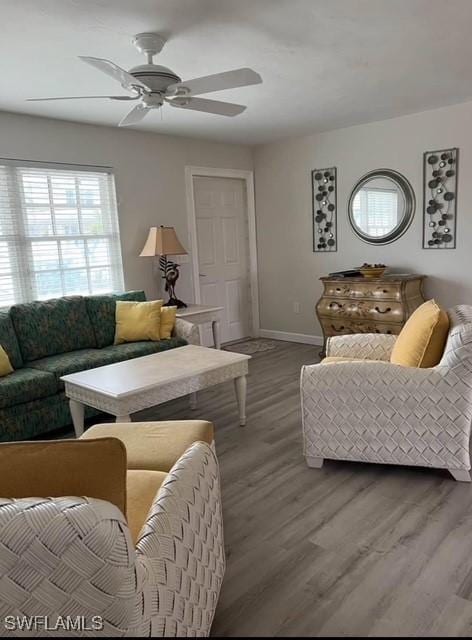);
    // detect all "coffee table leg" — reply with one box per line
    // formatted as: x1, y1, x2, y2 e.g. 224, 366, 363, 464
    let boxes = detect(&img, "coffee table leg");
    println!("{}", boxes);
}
116, 414, 131, 423
190, 393, 198, 410
70, 399, 85, 438
234, 375, 247, 426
